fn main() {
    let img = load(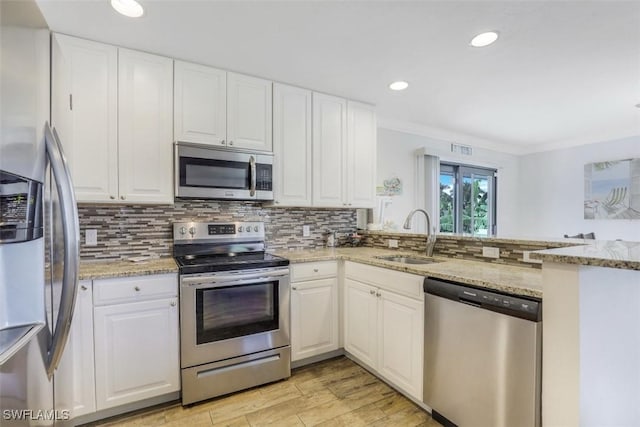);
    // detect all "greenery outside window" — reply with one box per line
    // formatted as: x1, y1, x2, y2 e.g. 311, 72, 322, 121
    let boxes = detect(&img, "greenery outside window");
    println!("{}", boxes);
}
439, 163, 497, 236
